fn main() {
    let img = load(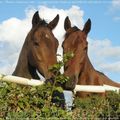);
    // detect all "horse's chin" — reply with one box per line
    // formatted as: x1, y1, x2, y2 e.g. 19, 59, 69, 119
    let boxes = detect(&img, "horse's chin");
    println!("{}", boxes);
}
37, 64, 54, 79
63, 75, 78, 90
43, 71, 53, 80
64, 82, 75, 90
